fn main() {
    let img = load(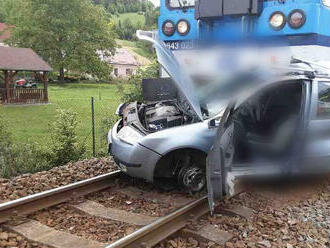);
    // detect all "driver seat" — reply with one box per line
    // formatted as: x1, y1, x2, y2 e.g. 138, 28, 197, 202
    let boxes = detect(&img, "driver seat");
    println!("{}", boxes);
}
246, 115, 299, 159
